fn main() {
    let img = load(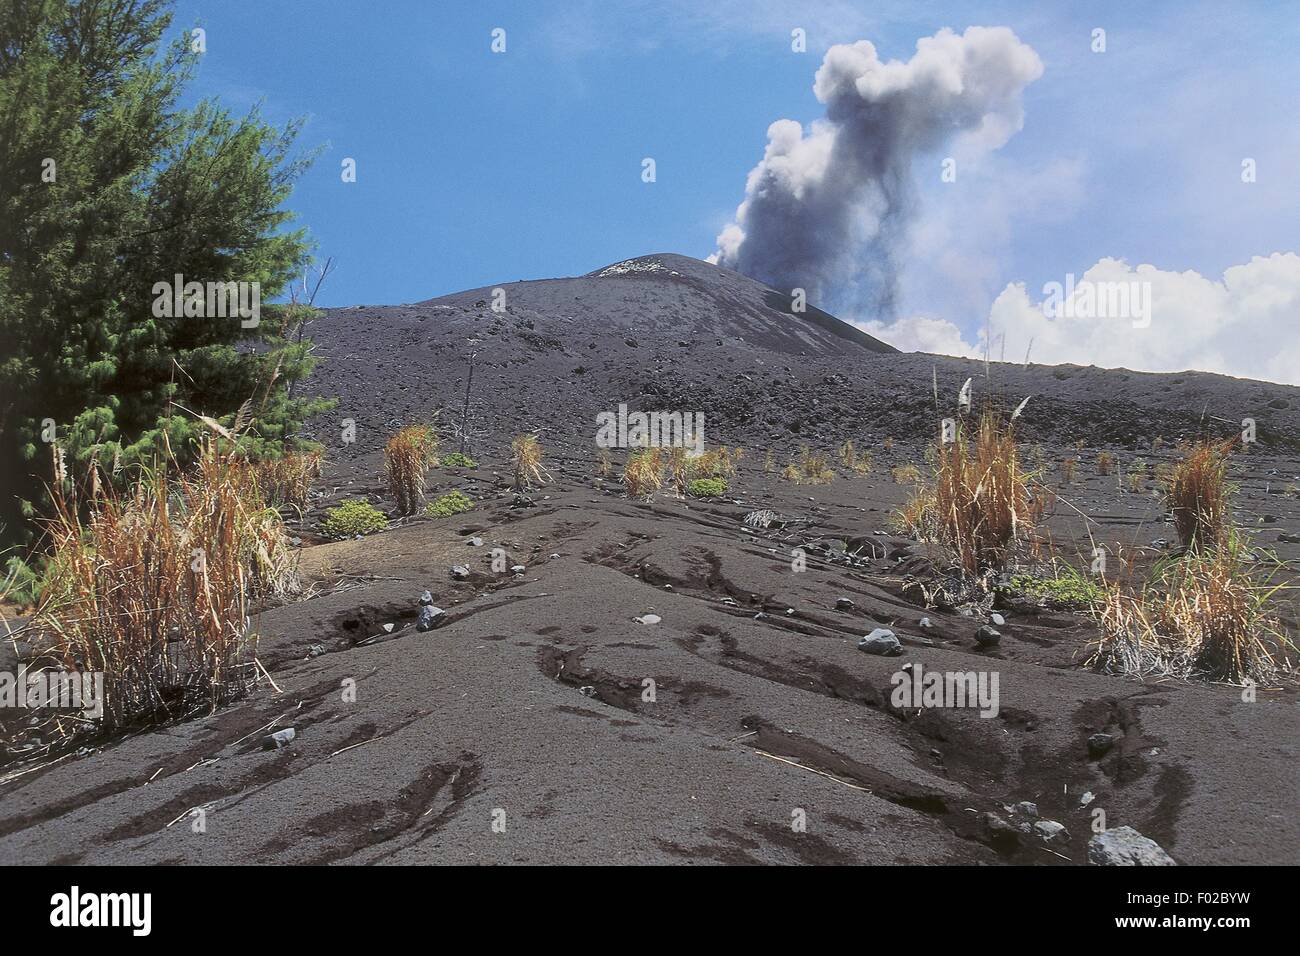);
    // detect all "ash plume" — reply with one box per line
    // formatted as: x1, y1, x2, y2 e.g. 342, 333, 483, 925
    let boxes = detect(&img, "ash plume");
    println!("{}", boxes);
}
714, 26, 1043, 318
